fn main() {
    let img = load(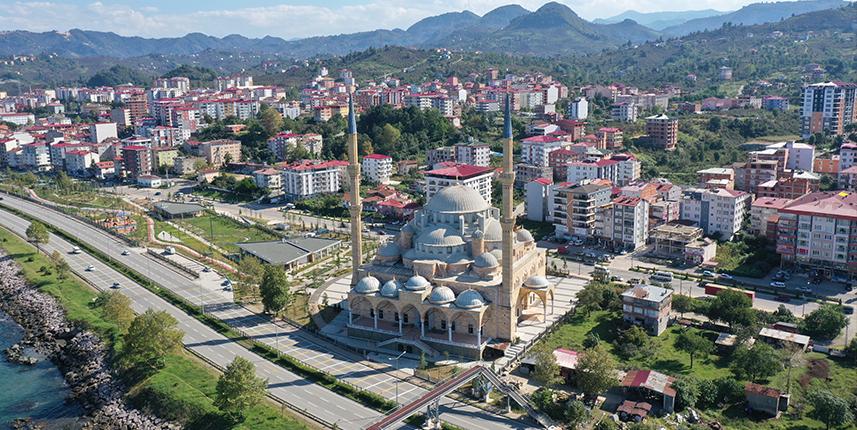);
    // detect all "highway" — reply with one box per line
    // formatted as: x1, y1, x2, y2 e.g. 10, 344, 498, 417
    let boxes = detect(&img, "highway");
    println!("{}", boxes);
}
0, 193, 539, 430
0, 206, 381, 430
